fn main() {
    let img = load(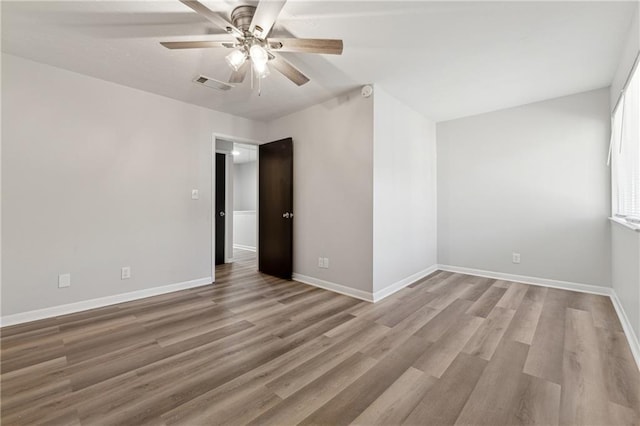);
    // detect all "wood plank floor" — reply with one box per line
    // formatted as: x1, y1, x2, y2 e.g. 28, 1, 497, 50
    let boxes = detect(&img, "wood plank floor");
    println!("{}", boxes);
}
2, 249, 638, 425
